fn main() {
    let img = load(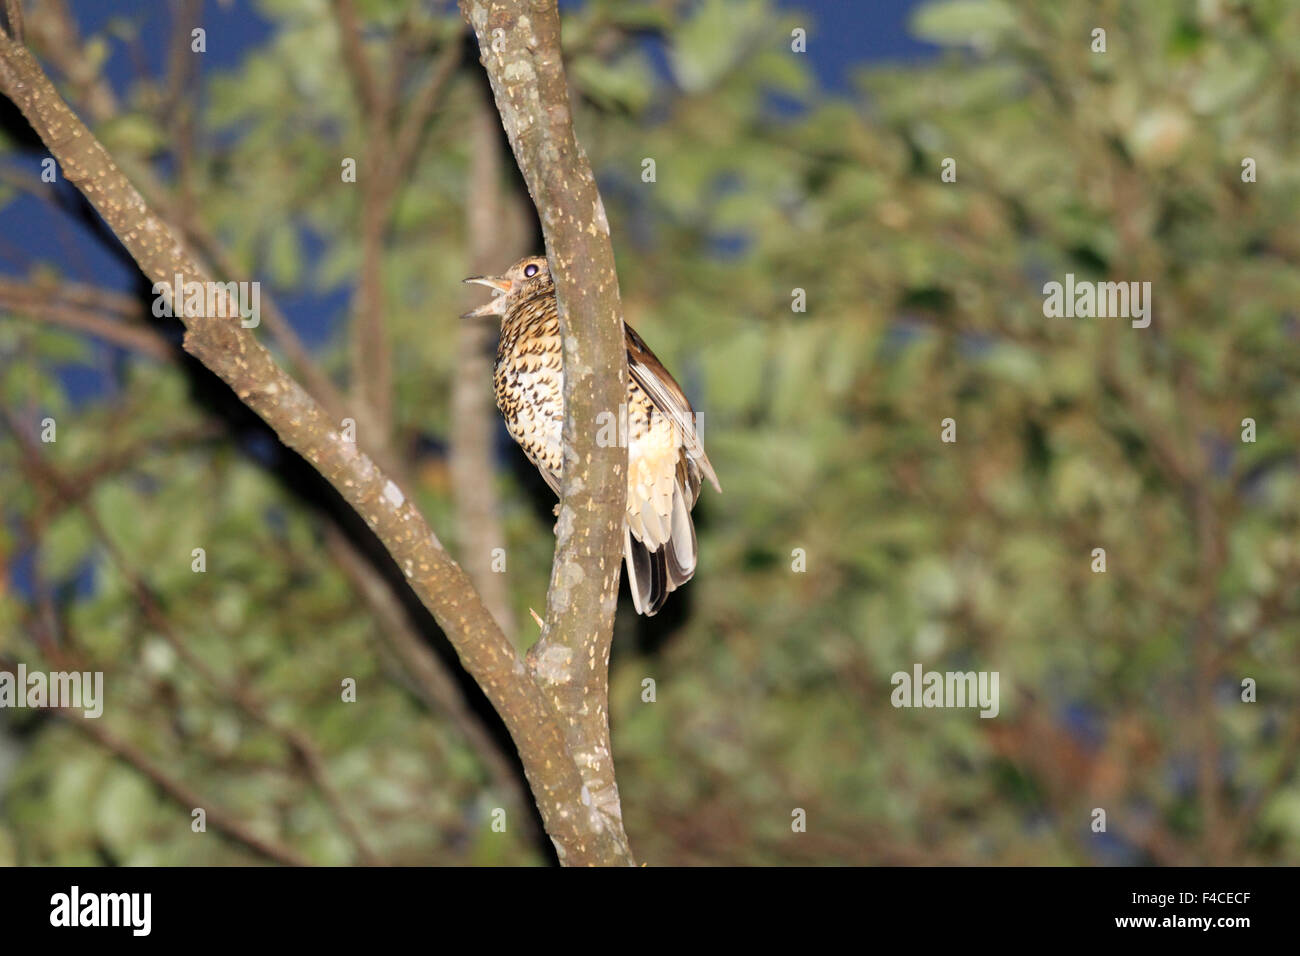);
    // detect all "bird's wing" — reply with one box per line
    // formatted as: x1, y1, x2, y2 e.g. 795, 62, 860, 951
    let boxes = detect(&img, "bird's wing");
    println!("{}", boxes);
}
624, 323, 721, 497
